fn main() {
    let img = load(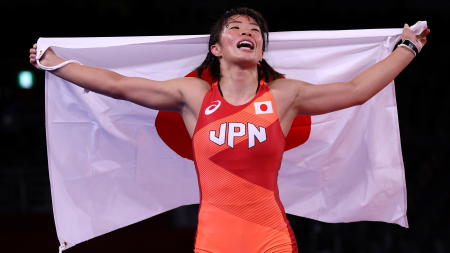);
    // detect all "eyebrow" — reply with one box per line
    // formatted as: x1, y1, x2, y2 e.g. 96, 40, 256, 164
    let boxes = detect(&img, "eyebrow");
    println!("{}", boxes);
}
227, 20, 259, 27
